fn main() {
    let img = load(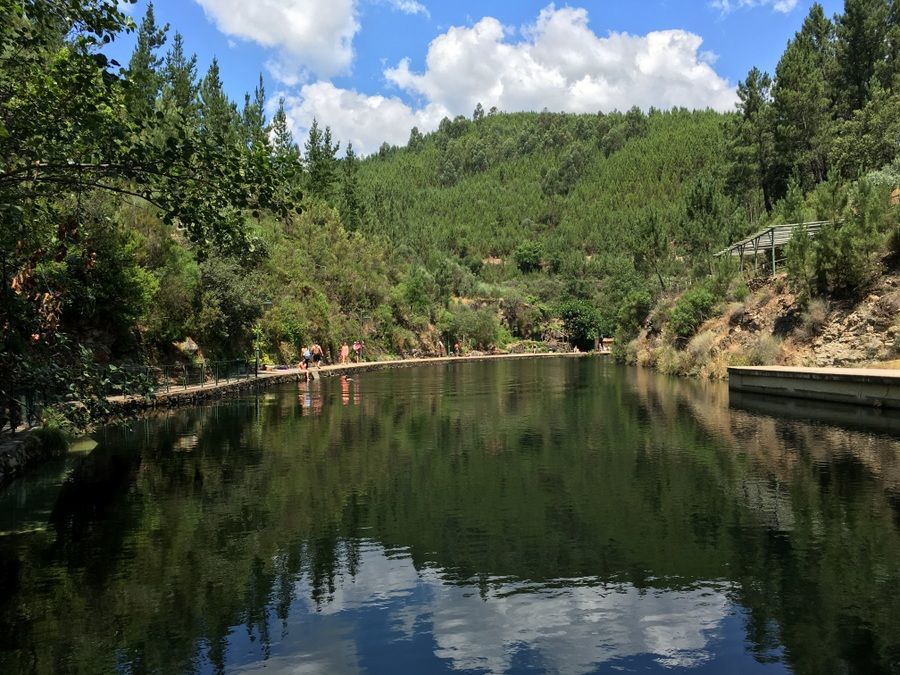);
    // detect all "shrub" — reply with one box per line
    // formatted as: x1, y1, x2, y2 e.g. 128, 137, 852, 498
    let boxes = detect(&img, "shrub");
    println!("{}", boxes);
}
616, 290, 653, 337
559, 299, 600, 349
654, 344, 681, 375
513, 241, 543, 273
669, 287, 717, 340
799, 298, 829, 339
34, 406, 74, 457
787, 179, 893, 298
747, 334, 783, 365
730, 281, 750, 302
442, 305, 502, 350
687, 330, 717, 360
726, 301, 746, 325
